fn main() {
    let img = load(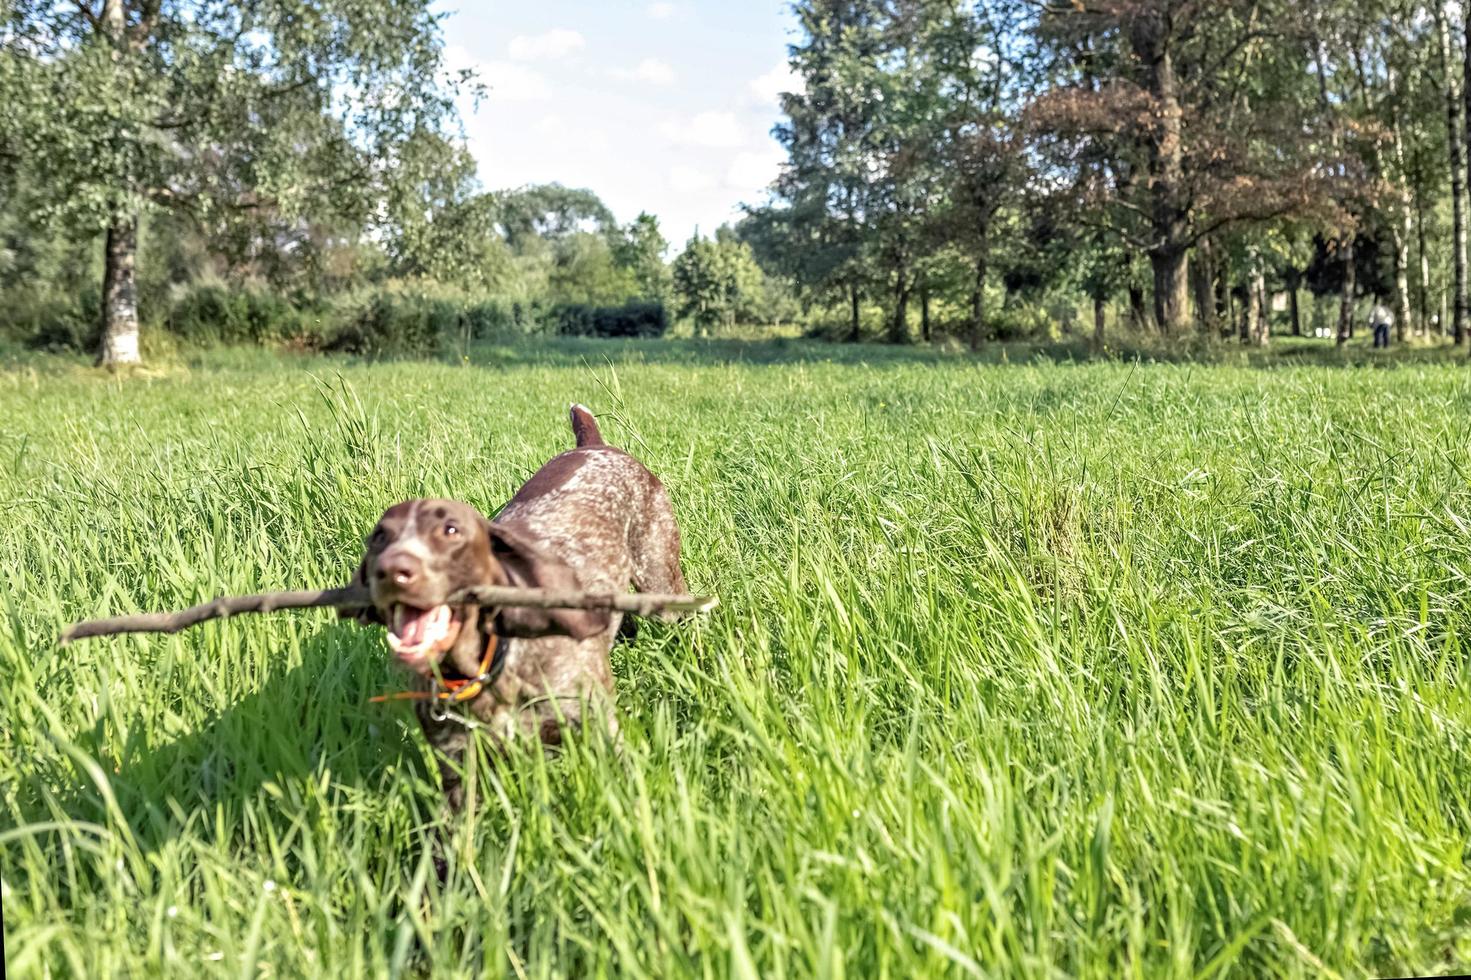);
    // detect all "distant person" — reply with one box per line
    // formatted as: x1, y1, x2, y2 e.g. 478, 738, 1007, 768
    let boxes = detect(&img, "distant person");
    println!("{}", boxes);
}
1369, 300, 1393, 349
